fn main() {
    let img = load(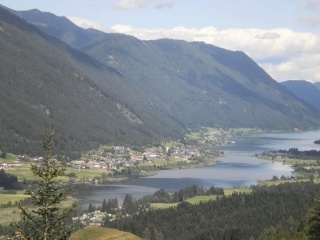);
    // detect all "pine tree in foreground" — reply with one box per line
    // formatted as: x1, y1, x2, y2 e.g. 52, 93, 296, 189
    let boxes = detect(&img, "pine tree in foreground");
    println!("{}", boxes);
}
13, 127, 76, 240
